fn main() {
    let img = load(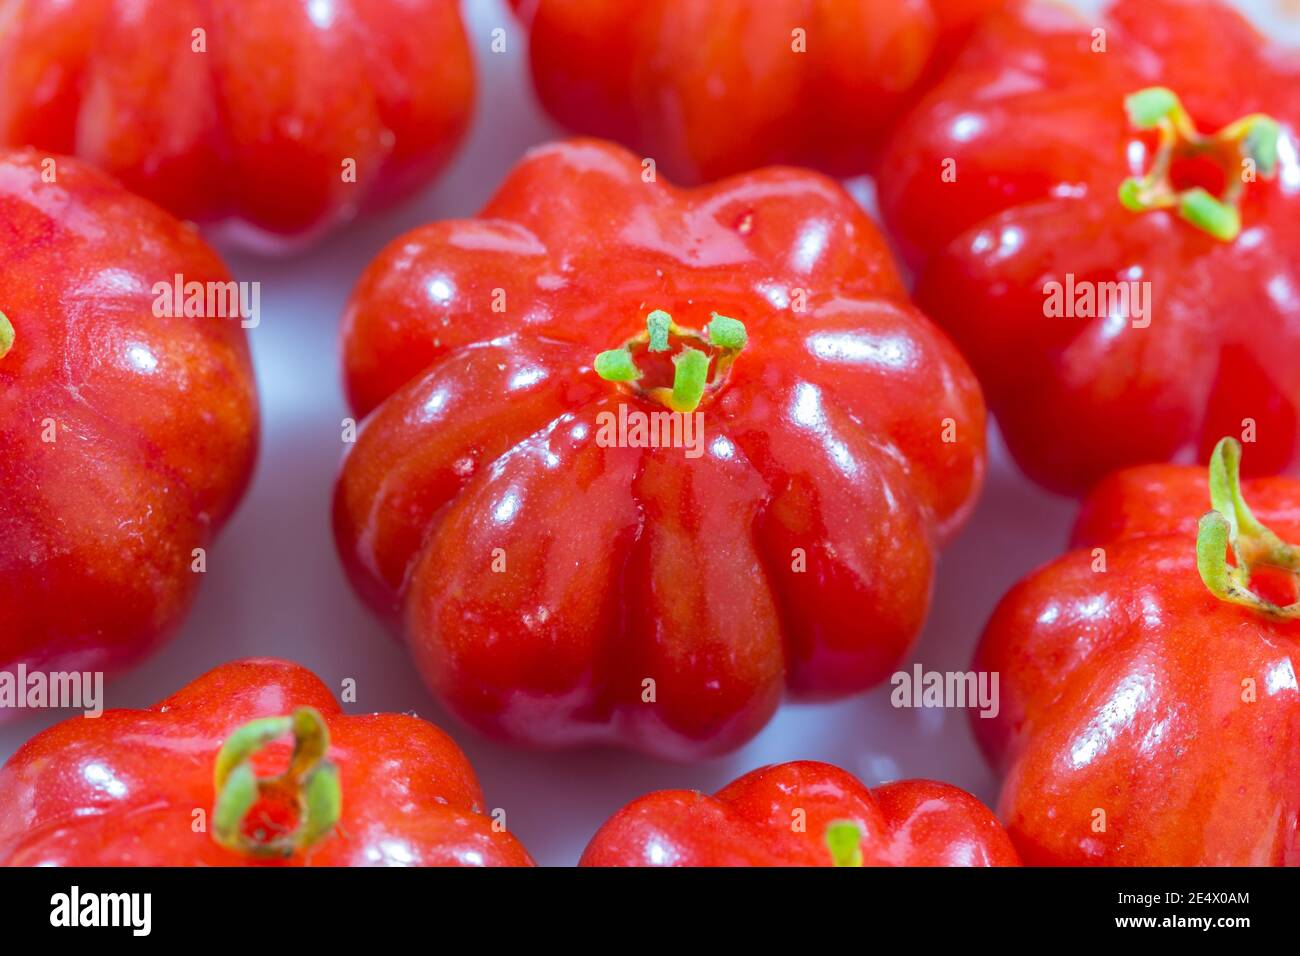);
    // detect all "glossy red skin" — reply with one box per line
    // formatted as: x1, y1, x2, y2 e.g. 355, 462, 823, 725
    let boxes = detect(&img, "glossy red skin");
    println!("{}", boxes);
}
0, 0, 473, 250
0, 150, 257, 680
579, 760, 1019, 866
0, 658, 535, 866
512, 0, 1004, 184
335, 139, 986, 760
975, 464, 1300, 865
879, 0, 1300, 494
